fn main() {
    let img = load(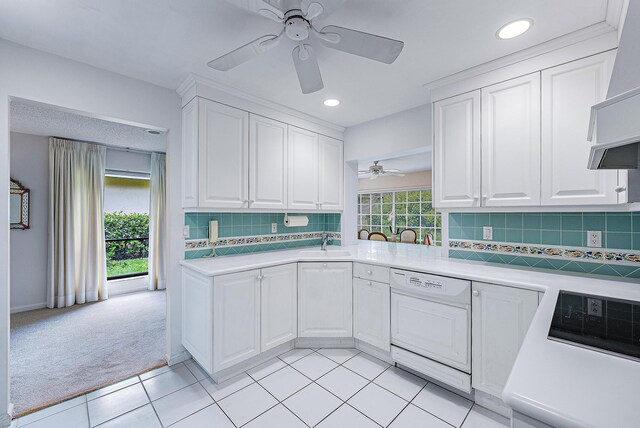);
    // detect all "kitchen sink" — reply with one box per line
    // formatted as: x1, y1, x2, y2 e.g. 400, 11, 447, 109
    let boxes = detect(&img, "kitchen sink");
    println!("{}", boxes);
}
300, 249, 352, 258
